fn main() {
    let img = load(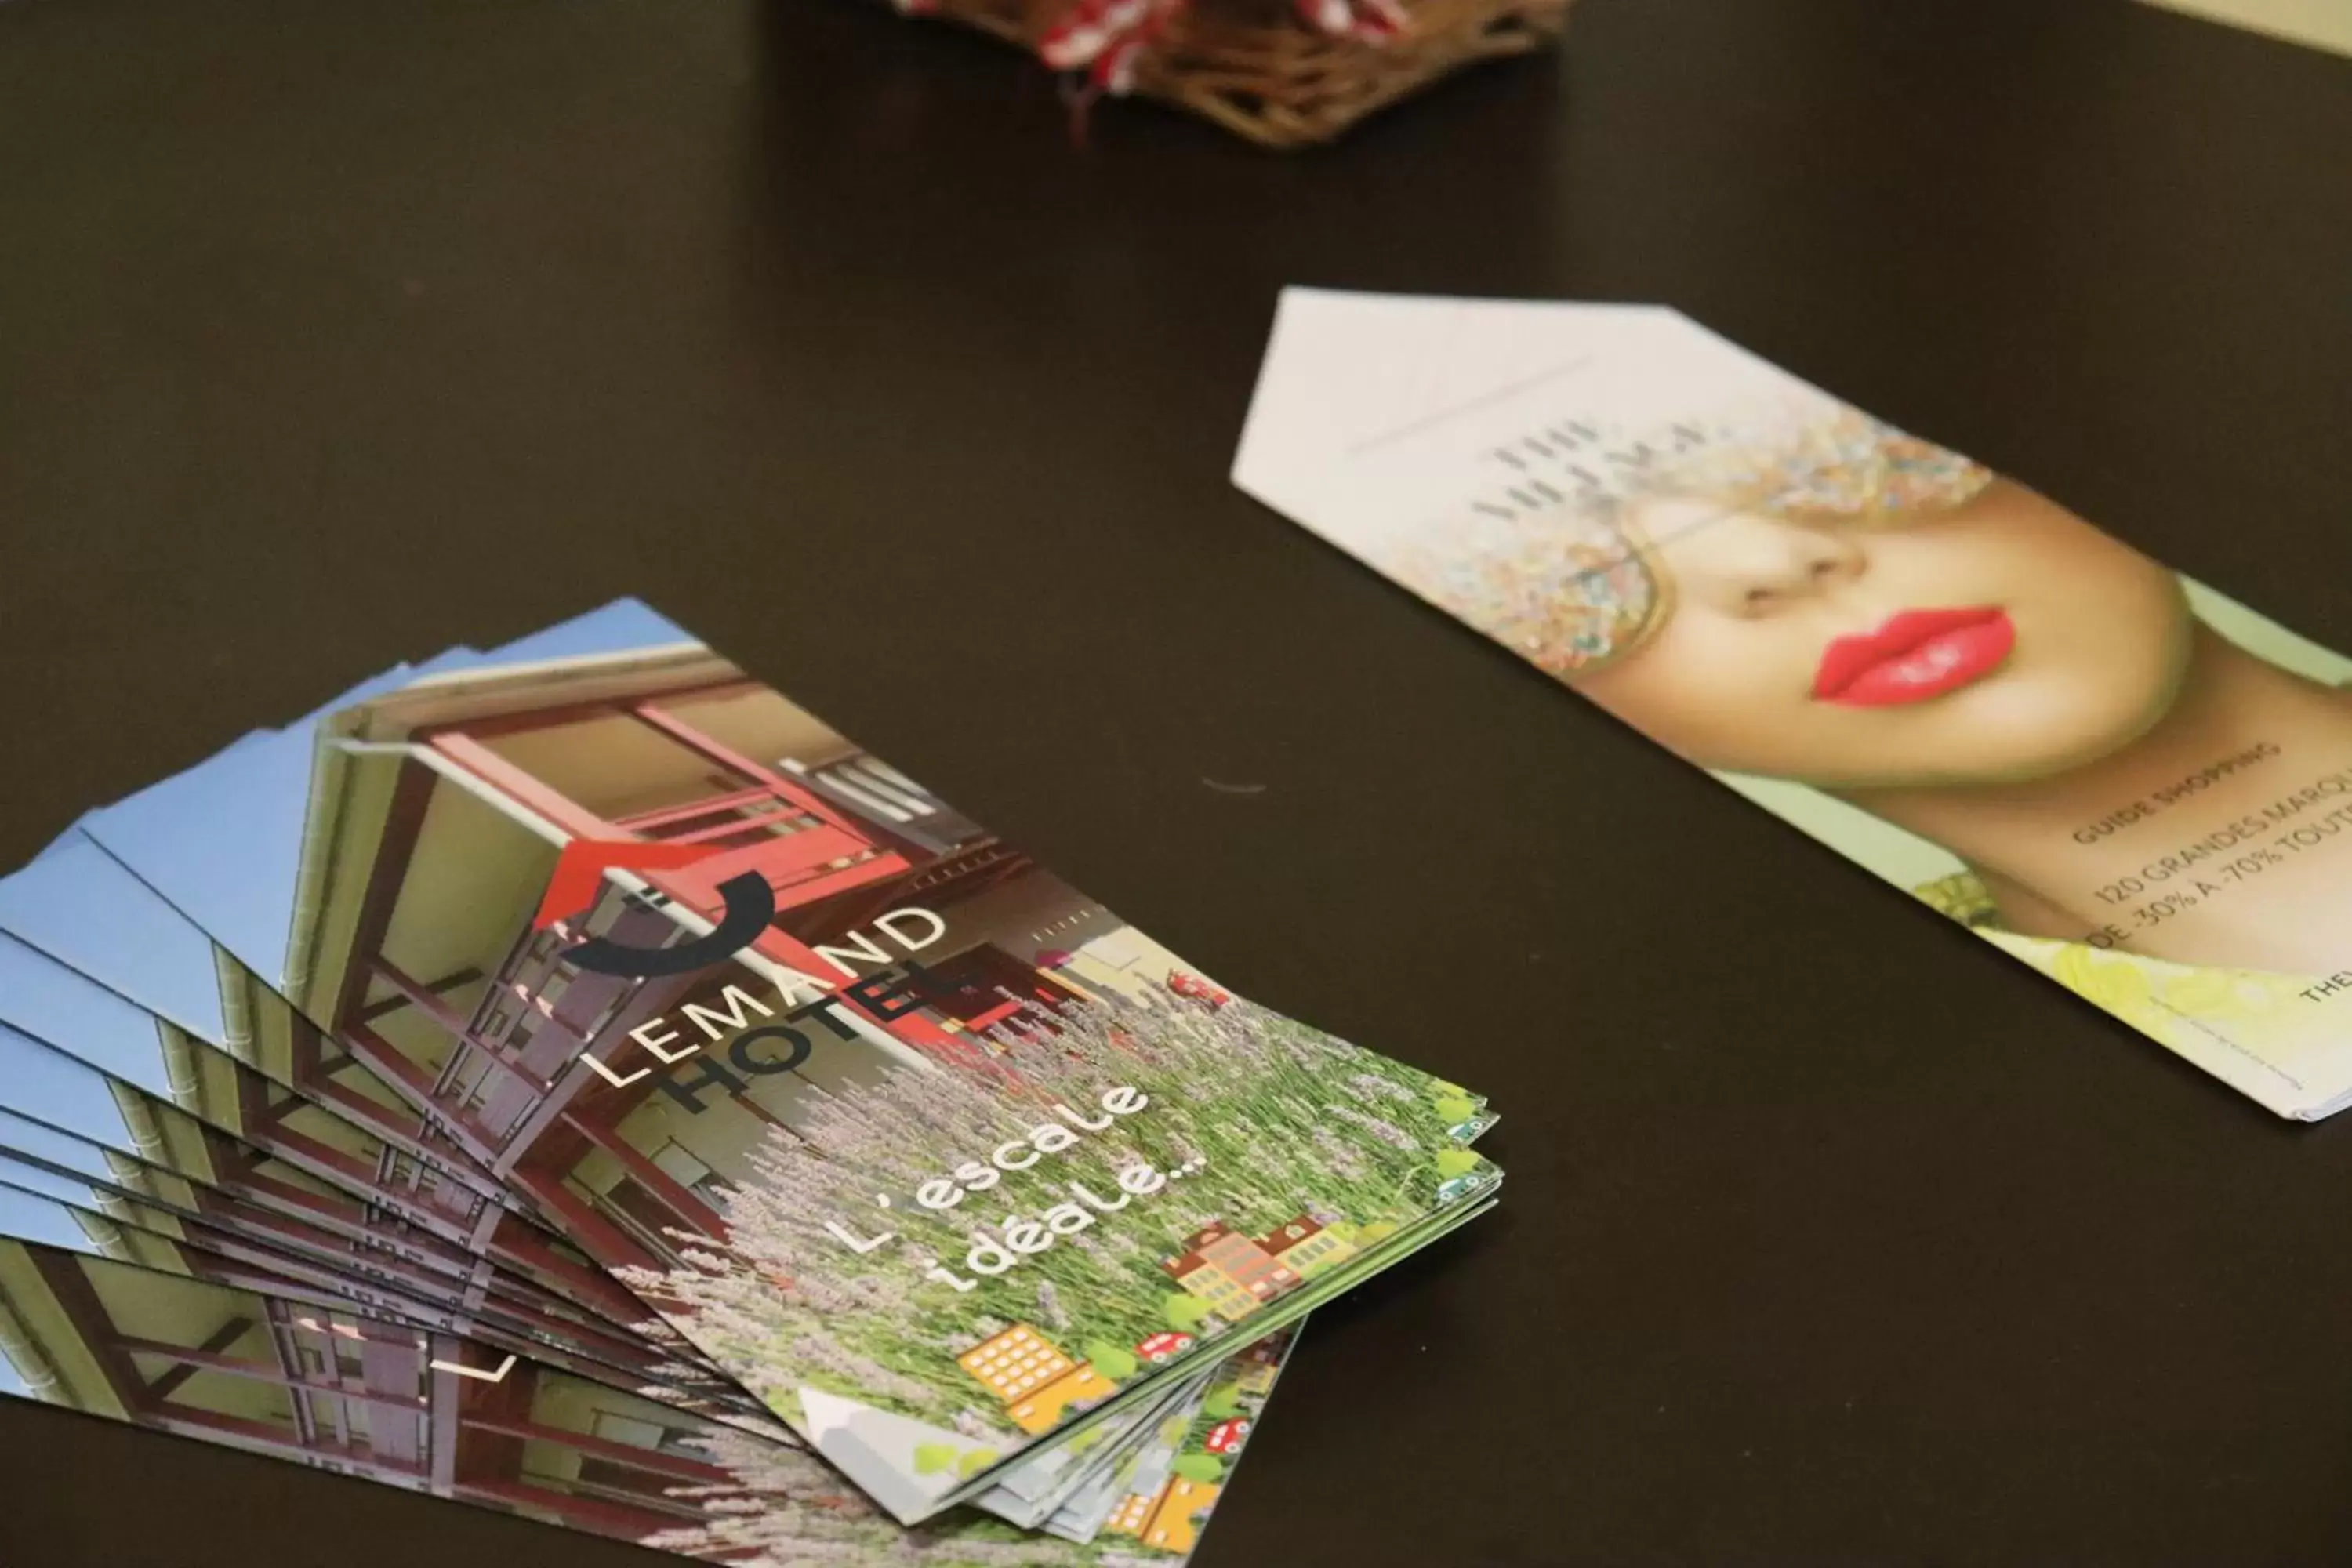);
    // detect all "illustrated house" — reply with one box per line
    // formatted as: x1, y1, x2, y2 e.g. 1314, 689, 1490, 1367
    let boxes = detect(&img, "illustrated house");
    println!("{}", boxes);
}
1261, 1215, 1356, 1280
1160, 1222, 1303, 1321
1104, 1485, 1159, 1538
1232, 1339, 1283, 1396
955, 1323, 1112, 1436
1142, 1475, 1223, 1554
0, 1240, 731, 1541
272, 642, 1211, 1282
